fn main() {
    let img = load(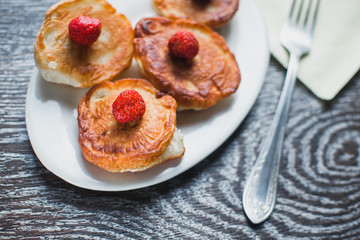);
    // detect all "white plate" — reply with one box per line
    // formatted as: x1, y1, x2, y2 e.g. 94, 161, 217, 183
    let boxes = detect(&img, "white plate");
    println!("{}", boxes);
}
26, 0, 269, 191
